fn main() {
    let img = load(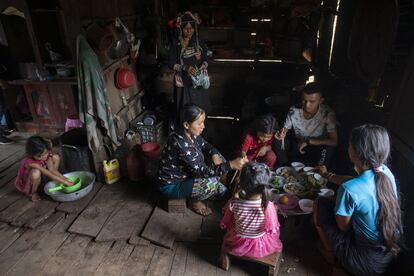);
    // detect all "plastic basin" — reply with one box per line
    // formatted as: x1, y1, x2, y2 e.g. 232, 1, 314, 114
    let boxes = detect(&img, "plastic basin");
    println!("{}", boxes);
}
44, 171, 96, 202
